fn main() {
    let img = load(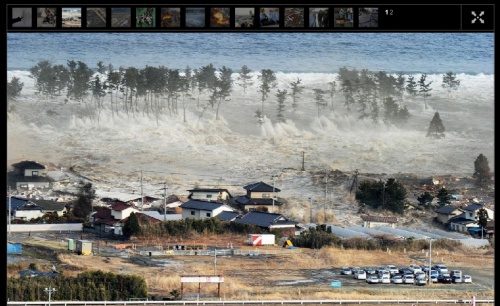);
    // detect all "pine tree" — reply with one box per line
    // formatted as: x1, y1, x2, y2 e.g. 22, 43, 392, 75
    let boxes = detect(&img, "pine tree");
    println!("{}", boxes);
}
418, 73, 433, 109
313, 88, 327, 119
237, 65, 254, 94
7, 76, 24, 101
473, 153, 492, 187
405, 75, 418, 97
426, 111, 445, 138
123, 212, 141, 237
442, 71, 461, 98
275, 89, 287, 123
436, 187, 451, 206
258, 69, 277, 117
289, 78, 304, 111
